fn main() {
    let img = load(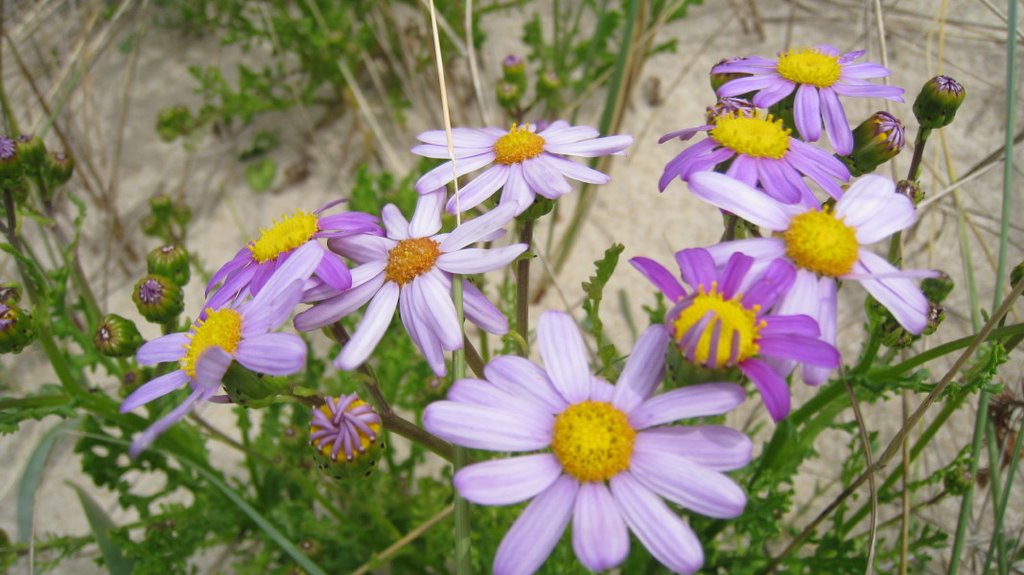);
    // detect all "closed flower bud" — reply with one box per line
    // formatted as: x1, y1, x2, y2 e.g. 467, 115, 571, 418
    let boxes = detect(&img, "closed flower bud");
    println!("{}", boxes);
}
147, 245, 191, 287
896, 179, 924, 205
94, 314, 144, 357
16, 134, 46, 177
132, 275, 184, 324
844, 111, 905, 176
310, 394, 385, 480
710, 57, 749, 94
0, 135, 24, 191
0, 303, 36, 354
922, 272, 954, 303
501, 55, 527, 89
496, 81, 523, 109
44, 151, 74, 188
149, 194, 174, 219
913, 75, 965, 129
537, 70, 561, 97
